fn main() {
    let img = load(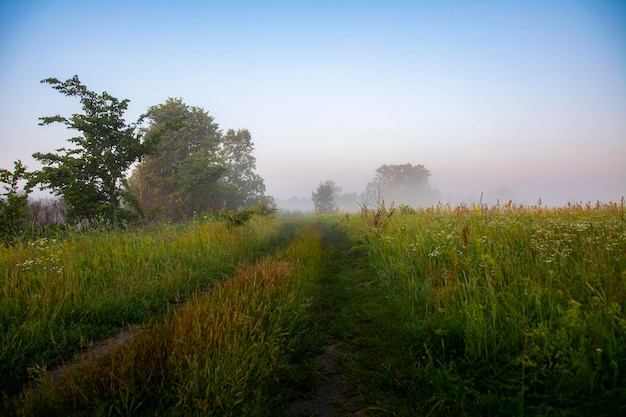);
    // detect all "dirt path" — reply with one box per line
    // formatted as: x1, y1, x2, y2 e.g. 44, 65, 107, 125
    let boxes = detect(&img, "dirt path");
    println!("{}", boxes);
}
285, 223, 368, 417
286, 342, 362, 417
34, 325, 142, 390
29, 221, 369, 415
